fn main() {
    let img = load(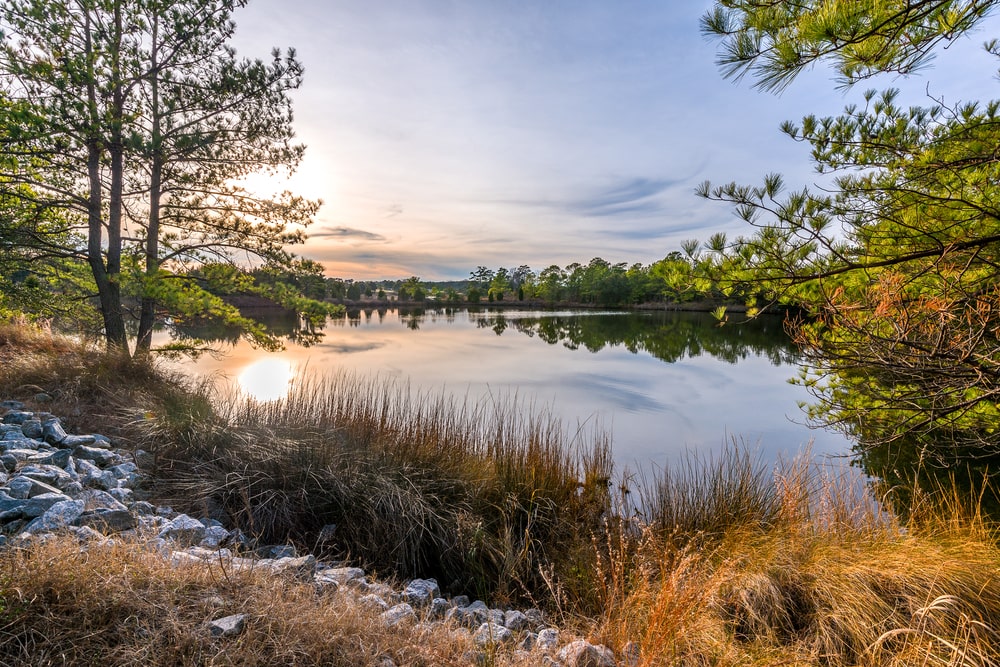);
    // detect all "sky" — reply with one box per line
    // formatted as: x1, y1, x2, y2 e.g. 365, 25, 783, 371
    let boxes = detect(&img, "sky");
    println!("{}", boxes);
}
229, 1, 1000, 281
